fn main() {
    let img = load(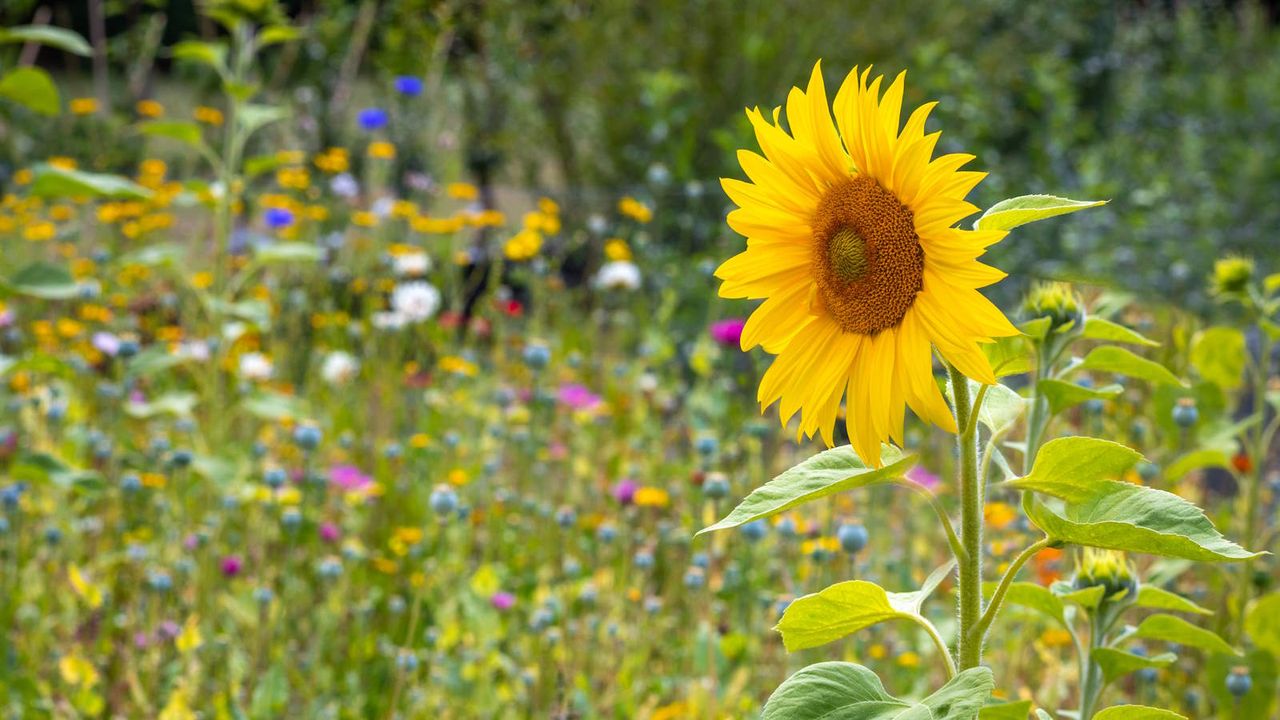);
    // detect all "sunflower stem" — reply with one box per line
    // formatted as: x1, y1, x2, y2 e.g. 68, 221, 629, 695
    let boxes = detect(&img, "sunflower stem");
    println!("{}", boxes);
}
948, 363, 984, 670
